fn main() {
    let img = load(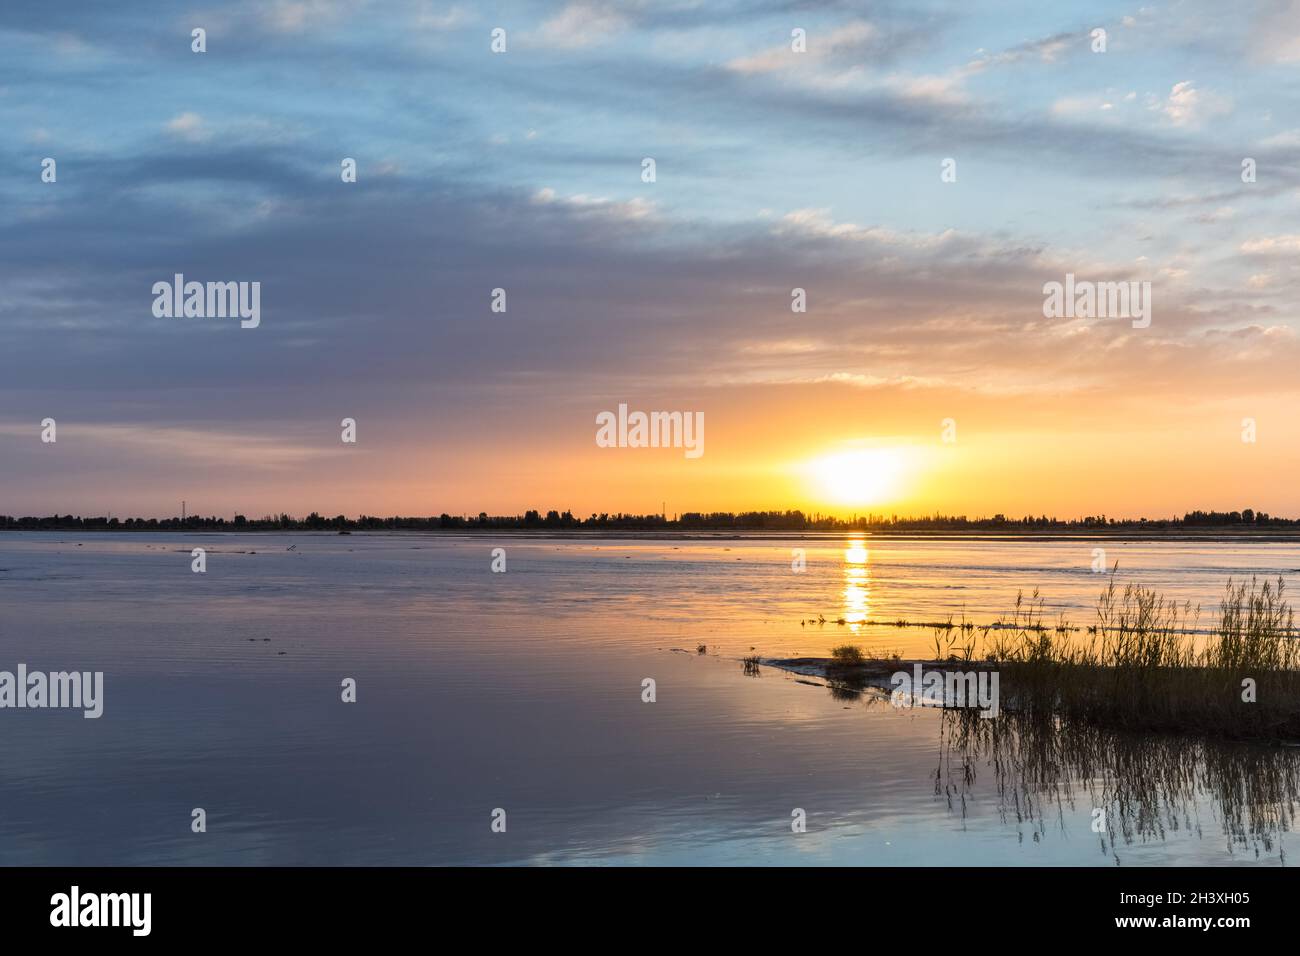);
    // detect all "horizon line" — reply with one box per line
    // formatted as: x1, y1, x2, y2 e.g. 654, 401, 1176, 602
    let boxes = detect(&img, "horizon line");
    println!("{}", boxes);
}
1, 507, 1290, 527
